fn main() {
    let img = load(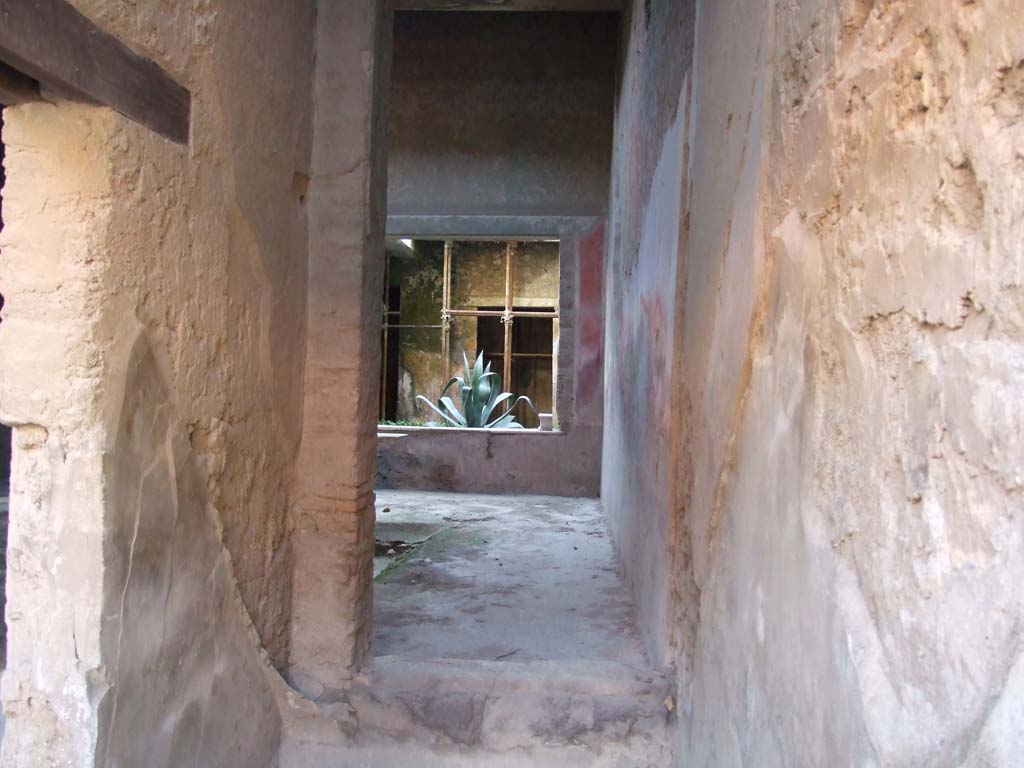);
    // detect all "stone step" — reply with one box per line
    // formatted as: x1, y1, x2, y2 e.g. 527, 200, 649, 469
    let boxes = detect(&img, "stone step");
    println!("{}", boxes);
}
279, 657, 677, 767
